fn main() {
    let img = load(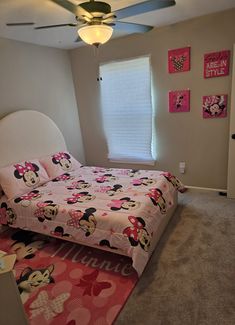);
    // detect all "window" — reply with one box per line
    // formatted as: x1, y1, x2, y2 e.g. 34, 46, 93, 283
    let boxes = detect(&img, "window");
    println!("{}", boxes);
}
99, 56, 154, 164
